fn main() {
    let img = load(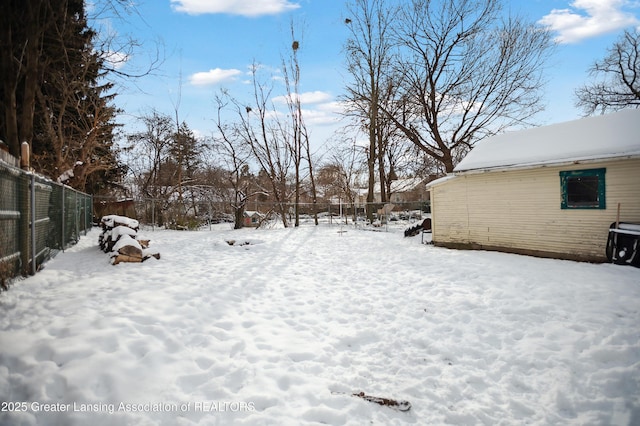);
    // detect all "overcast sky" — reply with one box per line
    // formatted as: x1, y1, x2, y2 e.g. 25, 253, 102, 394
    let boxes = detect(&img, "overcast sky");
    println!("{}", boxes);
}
98, 0, 640, 148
